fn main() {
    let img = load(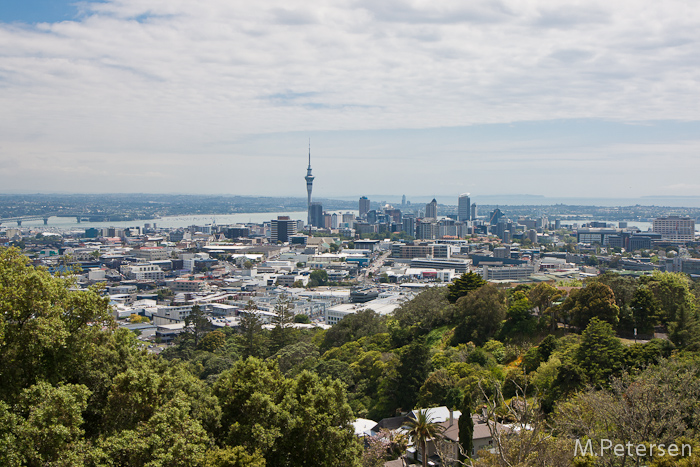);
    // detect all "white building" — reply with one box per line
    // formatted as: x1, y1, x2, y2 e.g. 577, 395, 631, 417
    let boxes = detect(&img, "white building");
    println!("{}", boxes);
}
653, 216, 695, 242
120, 263, 165, 281
482, 264, 536, 281
131, 247, 171, 261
